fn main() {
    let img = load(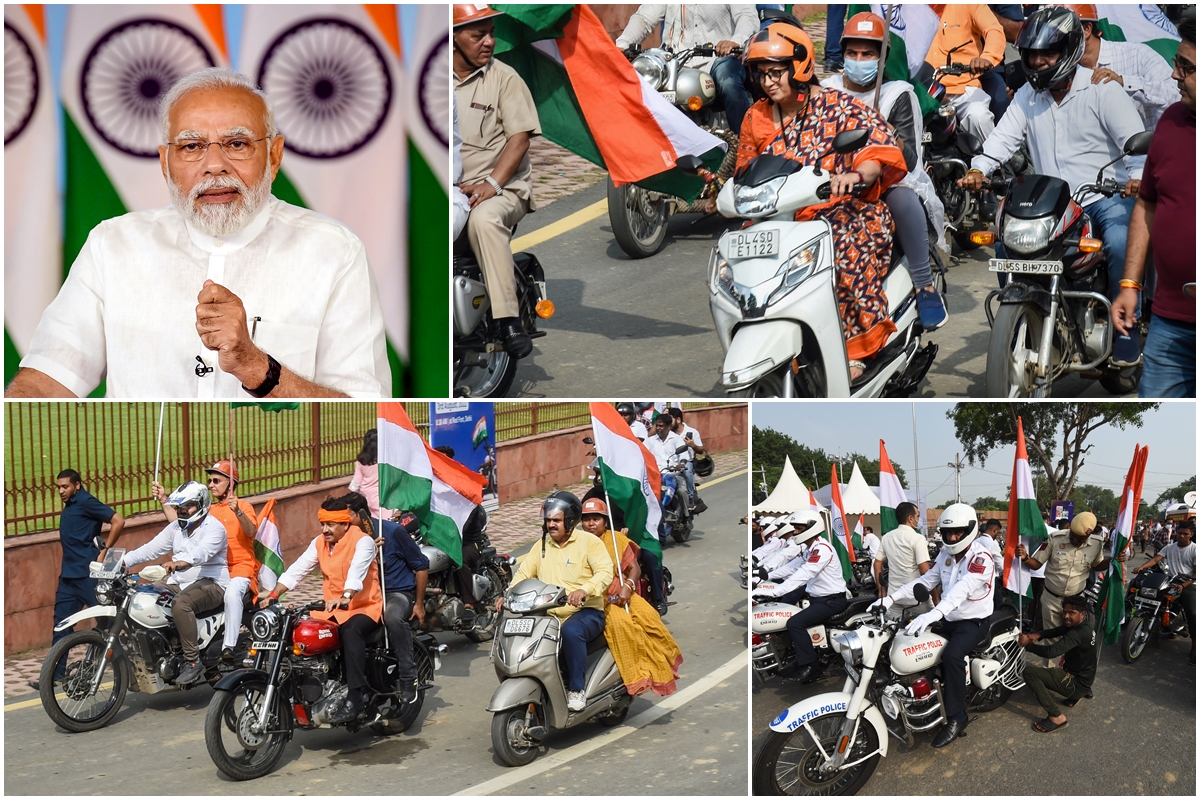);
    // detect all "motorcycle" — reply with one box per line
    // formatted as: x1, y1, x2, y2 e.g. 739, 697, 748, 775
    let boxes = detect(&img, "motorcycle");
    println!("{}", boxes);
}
610, 43, 741, 258
452, 234, 553, 398
678, 128, 938, 398
1120, 565, 1190, 664
416, 523, 514, 643
754, 584, 1025, 795
205, 597, 443, 780
660, 446, 694, 544
750, 581, 878, 683
38, 549, 248, 733
981, 130, 1154, 398
488, 579, 632, 766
